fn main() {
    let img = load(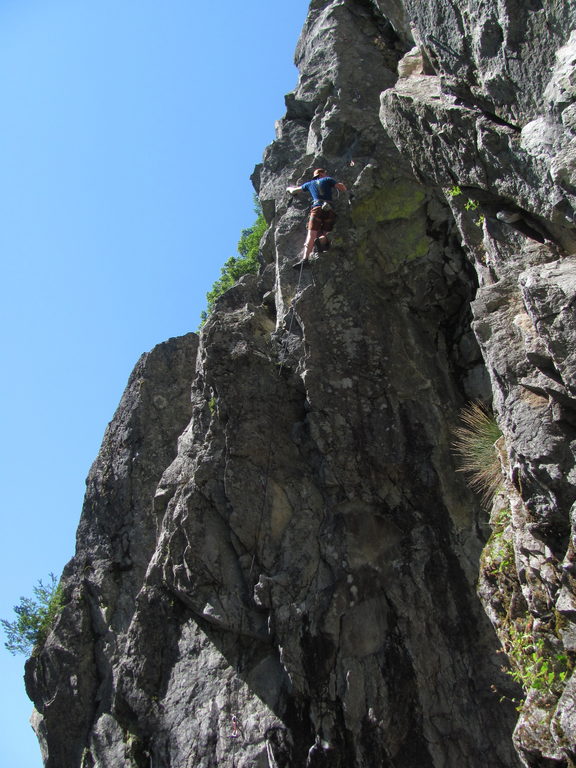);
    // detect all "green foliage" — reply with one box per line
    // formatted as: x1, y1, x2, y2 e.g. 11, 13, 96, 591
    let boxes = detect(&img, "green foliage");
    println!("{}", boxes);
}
481, 505, 514, 575
452, 401, 503, 505
492, 504, 512, 529
485, 532, 515, 576
2, 573, 63, 656
200, 197, 267, 324
446, 186, 484, 226
503, 619, 573, 698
